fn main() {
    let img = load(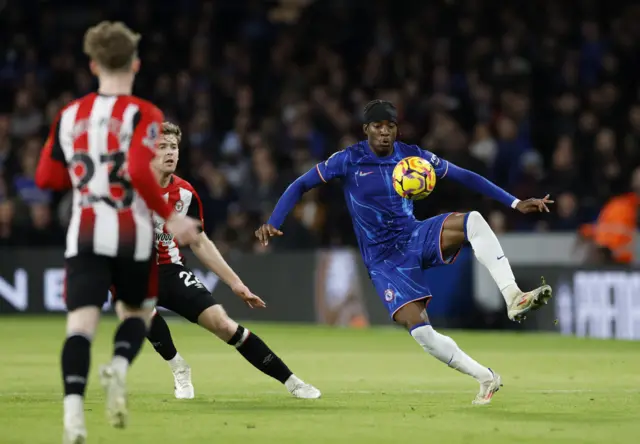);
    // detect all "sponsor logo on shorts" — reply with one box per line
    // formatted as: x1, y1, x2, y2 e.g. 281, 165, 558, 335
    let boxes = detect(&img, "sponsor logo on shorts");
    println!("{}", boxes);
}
384, 288, 395, 302
175, 200, 184, 212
